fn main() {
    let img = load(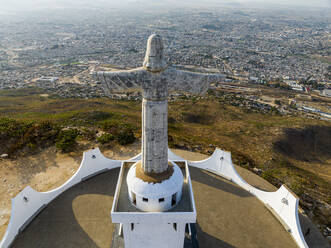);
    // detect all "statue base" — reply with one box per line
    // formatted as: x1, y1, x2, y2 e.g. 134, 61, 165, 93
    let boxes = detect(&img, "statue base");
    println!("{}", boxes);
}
111, 161, 196, 248
126, 161, 184, 212
111, 223, 199, 248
